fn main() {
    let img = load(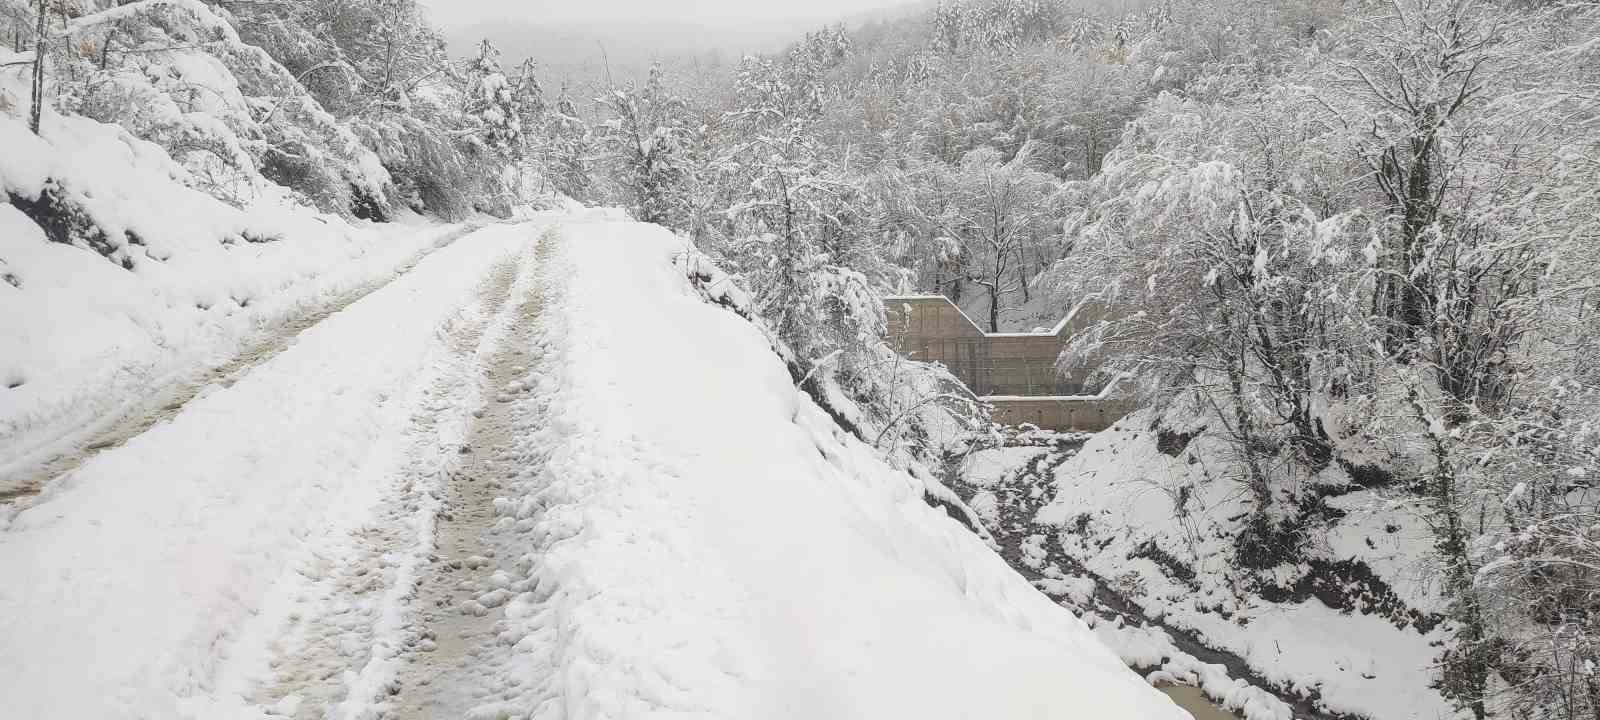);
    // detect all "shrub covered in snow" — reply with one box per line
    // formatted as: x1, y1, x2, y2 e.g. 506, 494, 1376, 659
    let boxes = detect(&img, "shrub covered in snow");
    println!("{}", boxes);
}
1, 0, 561, 222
